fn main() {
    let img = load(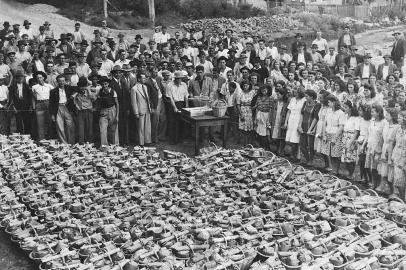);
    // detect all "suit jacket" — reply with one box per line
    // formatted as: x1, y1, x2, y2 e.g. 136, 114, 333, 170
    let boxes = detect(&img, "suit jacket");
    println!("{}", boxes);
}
292, 52, 312, 64
110, 78, 130, 113
145, 77, 161, 109
291, 41, 306, 55
354, 63, 377, 78
344, 54, 363, 69
391, 39, 406, 61
338, 33, 356, 49
131, 83, 151, 116
377, 63, 397, 80
9, 81, 31, 111
188, 76, 214, 97
49, 86, 76, 117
